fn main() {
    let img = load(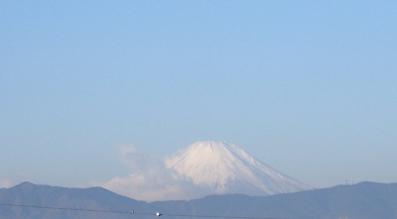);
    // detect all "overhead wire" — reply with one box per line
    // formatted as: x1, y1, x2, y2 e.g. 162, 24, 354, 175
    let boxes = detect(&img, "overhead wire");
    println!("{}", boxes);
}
0, 203, 149, 216
162, 213, 279, 219
0, 202, 282, 219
